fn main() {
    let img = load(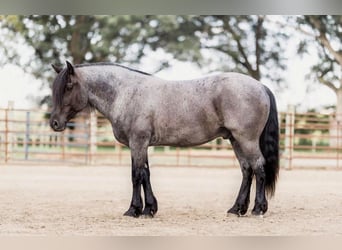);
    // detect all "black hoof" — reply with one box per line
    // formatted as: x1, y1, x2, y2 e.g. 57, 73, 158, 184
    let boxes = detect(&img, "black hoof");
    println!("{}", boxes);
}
141, 212, 154, 218
142, 198, 158, 218
252, 202, 268, 216
142, 206, 157, 218
123, 206, 142, 218
227, 204, 248, 217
